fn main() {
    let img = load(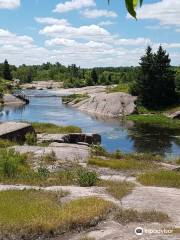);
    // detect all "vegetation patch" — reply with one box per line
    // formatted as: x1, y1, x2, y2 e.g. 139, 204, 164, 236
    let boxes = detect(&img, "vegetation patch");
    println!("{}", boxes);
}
62, 94, 89, 104
32, 122, 82, 134
106, 83, 130, 93
0, 139, 16, 148
138, 170, 180, 188
127, 114, 180, 130
0, 190, 113, 239
100, 180, 134, 200
89, 157, 159, 171
115, 209, 170, 224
